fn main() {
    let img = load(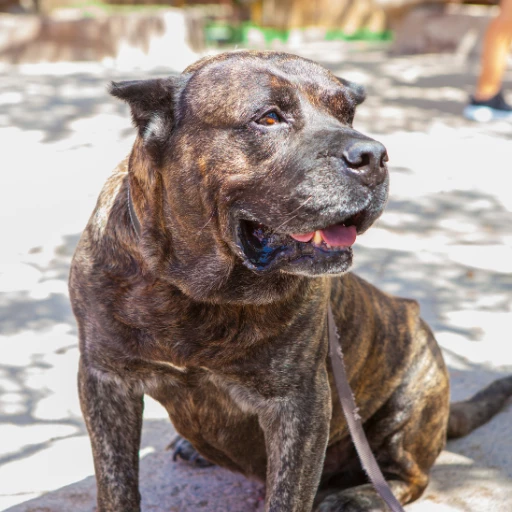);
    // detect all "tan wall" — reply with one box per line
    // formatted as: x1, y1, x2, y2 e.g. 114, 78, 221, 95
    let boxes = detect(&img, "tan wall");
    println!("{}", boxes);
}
250, 0, 387, 32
